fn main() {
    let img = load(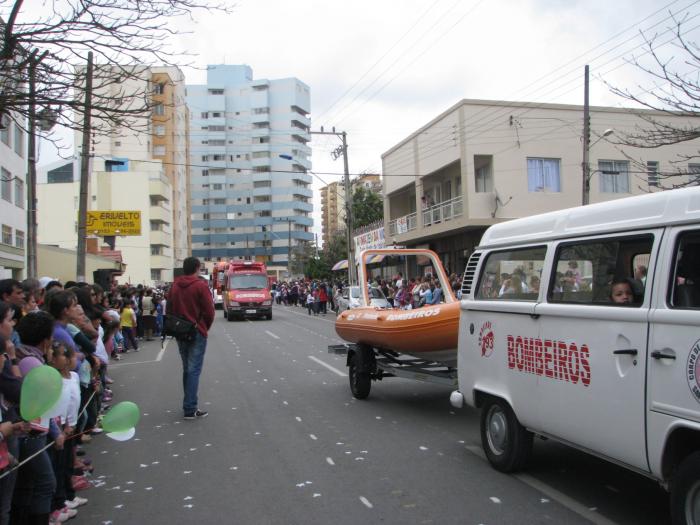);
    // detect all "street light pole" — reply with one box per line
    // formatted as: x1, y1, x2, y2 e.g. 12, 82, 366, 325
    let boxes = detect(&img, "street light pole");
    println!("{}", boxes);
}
76, 51, 93, 282
26, 50, 39, 279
